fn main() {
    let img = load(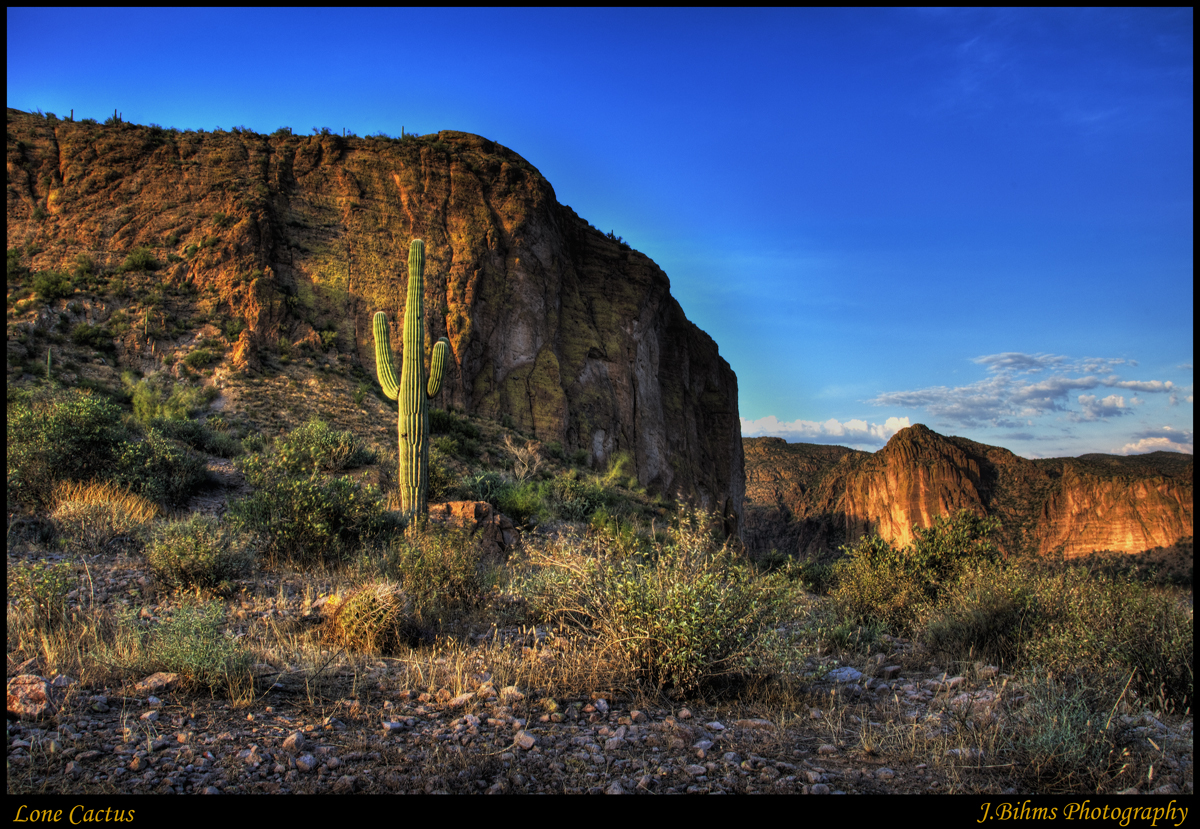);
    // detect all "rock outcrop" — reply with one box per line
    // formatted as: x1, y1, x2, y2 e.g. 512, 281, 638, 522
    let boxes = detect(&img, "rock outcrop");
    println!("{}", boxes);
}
5, 110, 743, 531
745, 425, 1192, 560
